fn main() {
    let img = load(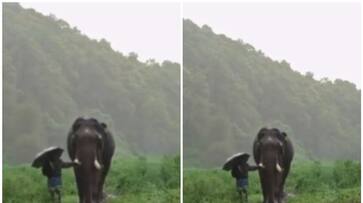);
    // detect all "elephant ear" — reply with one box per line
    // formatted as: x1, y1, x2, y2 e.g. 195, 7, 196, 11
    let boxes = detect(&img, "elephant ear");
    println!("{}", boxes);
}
101, 122, 107, 129
68, 117, 84, 156
278, 131, 287, 141
97, 122, 108, 135
67, 128, 77, 160
253, 128, 266, 163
